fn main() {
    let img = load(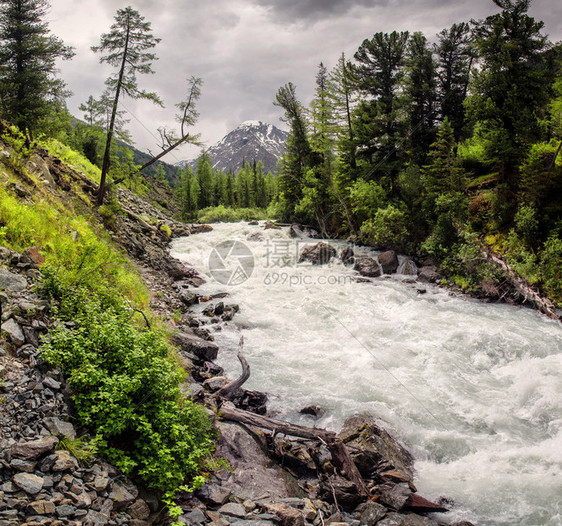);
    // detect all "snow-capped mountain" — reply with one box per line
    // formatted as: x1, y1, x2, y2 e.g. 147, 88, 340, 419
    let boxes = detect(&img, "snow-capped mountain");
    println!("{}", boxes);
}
181, 120, 288, 174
